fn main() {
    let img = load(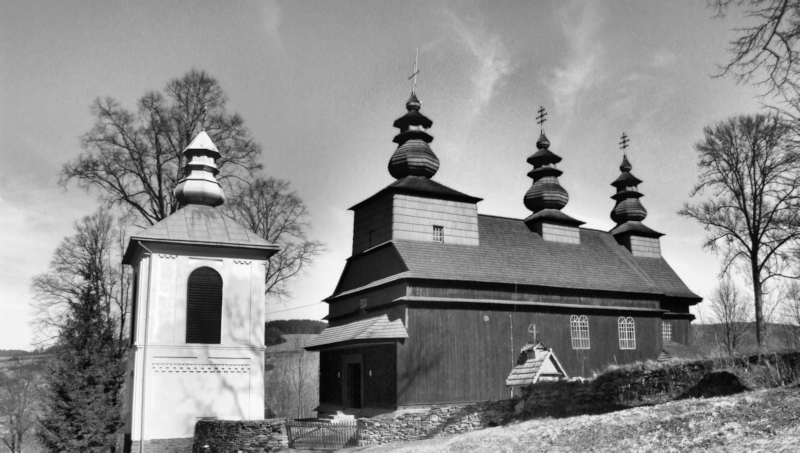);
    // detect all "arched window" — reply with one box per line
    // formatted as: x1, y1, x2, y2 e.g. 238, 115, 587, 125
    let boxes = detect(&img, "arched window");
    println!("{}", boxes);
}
186, 267, 223, 344
570, 315, 590, 349
618, 317, 636, 349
